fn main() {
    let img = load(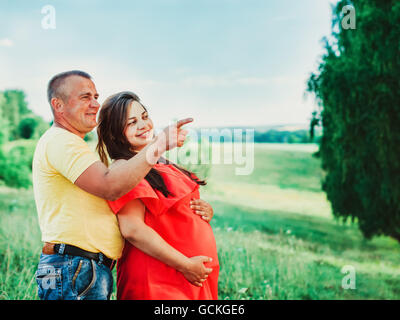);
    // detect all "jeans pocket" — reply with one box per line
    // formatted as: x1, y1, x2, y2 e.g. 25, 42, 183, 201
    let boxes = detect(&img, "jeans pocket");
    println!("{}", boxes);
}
71, 259, 97, 299
35, 265, 62, 300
